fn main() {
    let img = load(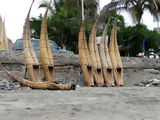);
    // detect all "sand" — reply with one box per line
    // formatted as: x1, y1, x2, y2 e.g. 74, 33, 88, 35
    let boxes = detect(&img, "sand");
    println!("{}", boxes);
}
1, 68, 160, 120
0, 87, 160, 120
